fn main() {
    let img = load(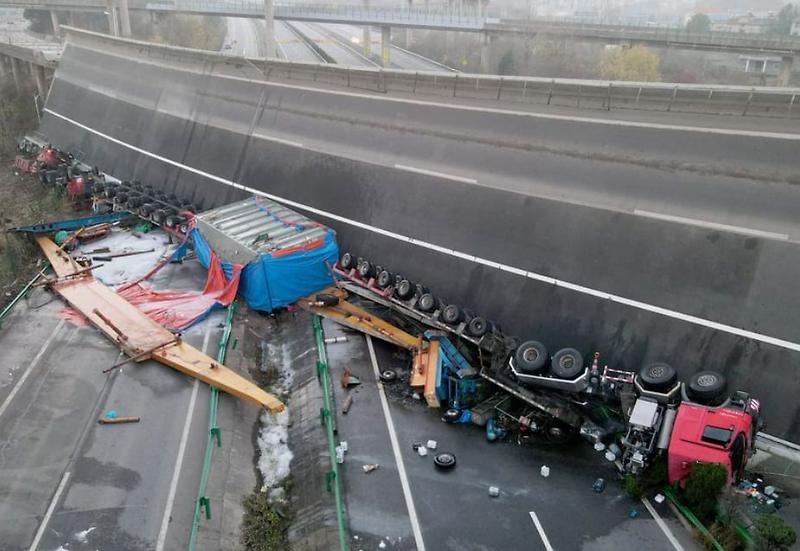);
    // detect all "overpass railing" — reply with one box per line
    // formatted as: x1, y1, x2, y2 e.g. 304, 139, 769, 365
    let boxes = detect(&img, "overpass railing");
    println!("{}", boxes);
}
65, 27, 800, 119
